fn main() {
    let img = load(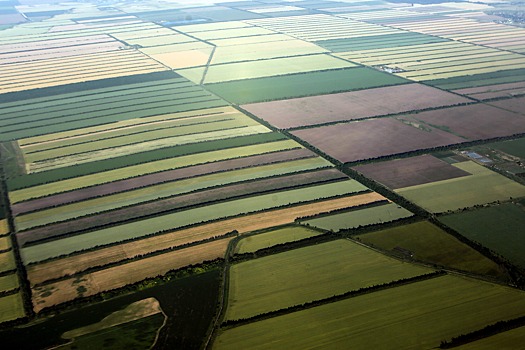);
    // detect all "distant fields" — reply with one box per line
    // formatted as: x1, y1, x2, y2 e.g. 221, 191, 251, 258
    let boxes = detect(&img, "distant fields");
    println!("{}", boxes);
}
440, 203, 525, 268
205, 68, 408, 104
357, 221, 504, 277
214, 275, 525, 349
224, 239, 432, 321
0, 73, 227, 141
